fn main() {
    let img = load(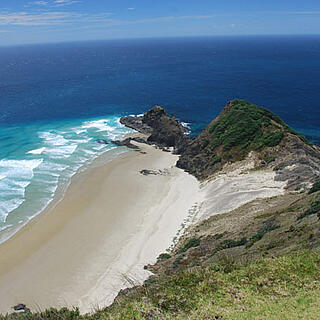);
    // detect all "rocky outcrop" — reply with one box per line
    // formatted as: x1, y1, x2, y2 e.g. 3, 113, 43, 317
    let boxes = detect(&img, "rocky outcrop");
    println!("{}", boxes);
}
176, 100, 320, 190
120, 116, 153, 136
120, 100, 320, 191
120, 106, 189, 152
112, 138, 141, 150
273, 134, 320, 190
